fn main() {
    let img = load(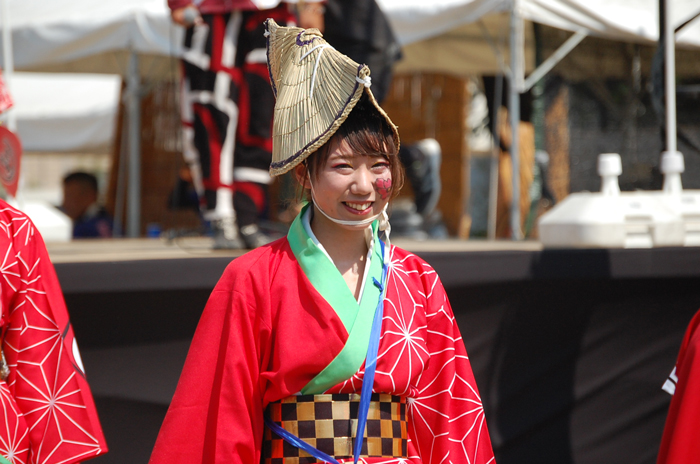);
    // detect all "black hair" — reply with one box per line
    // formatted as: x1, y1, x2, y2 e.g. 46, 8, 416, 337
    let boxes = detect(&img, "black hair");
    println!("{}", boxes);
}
63, 172, 98, 193
303, 92, 404, 197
